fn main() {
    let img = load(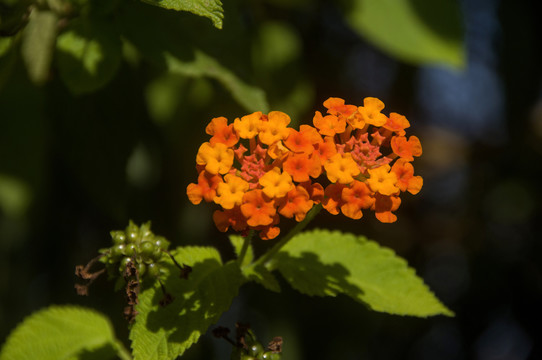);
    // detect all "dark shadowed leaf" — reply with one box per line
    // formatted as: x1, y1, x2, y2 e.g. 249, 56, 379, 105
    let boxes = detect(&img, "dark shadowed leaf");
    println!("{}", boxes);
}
56, 19, 122, 94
